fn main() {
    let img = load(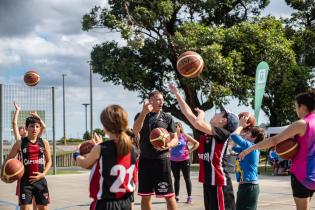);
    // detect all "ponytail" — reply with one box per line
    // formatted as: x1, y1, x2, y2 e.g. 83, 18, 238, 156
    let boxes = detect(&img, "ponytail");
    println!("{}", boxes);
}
116, 131, 132, 156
